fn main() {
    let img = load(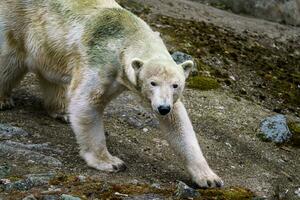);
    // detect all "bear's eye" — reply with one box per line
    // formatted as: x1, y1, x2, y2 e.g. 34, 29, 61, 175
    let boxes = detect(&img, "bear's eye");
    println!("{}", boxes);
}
151, 81, 157, 86
173, 84, 178, 89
